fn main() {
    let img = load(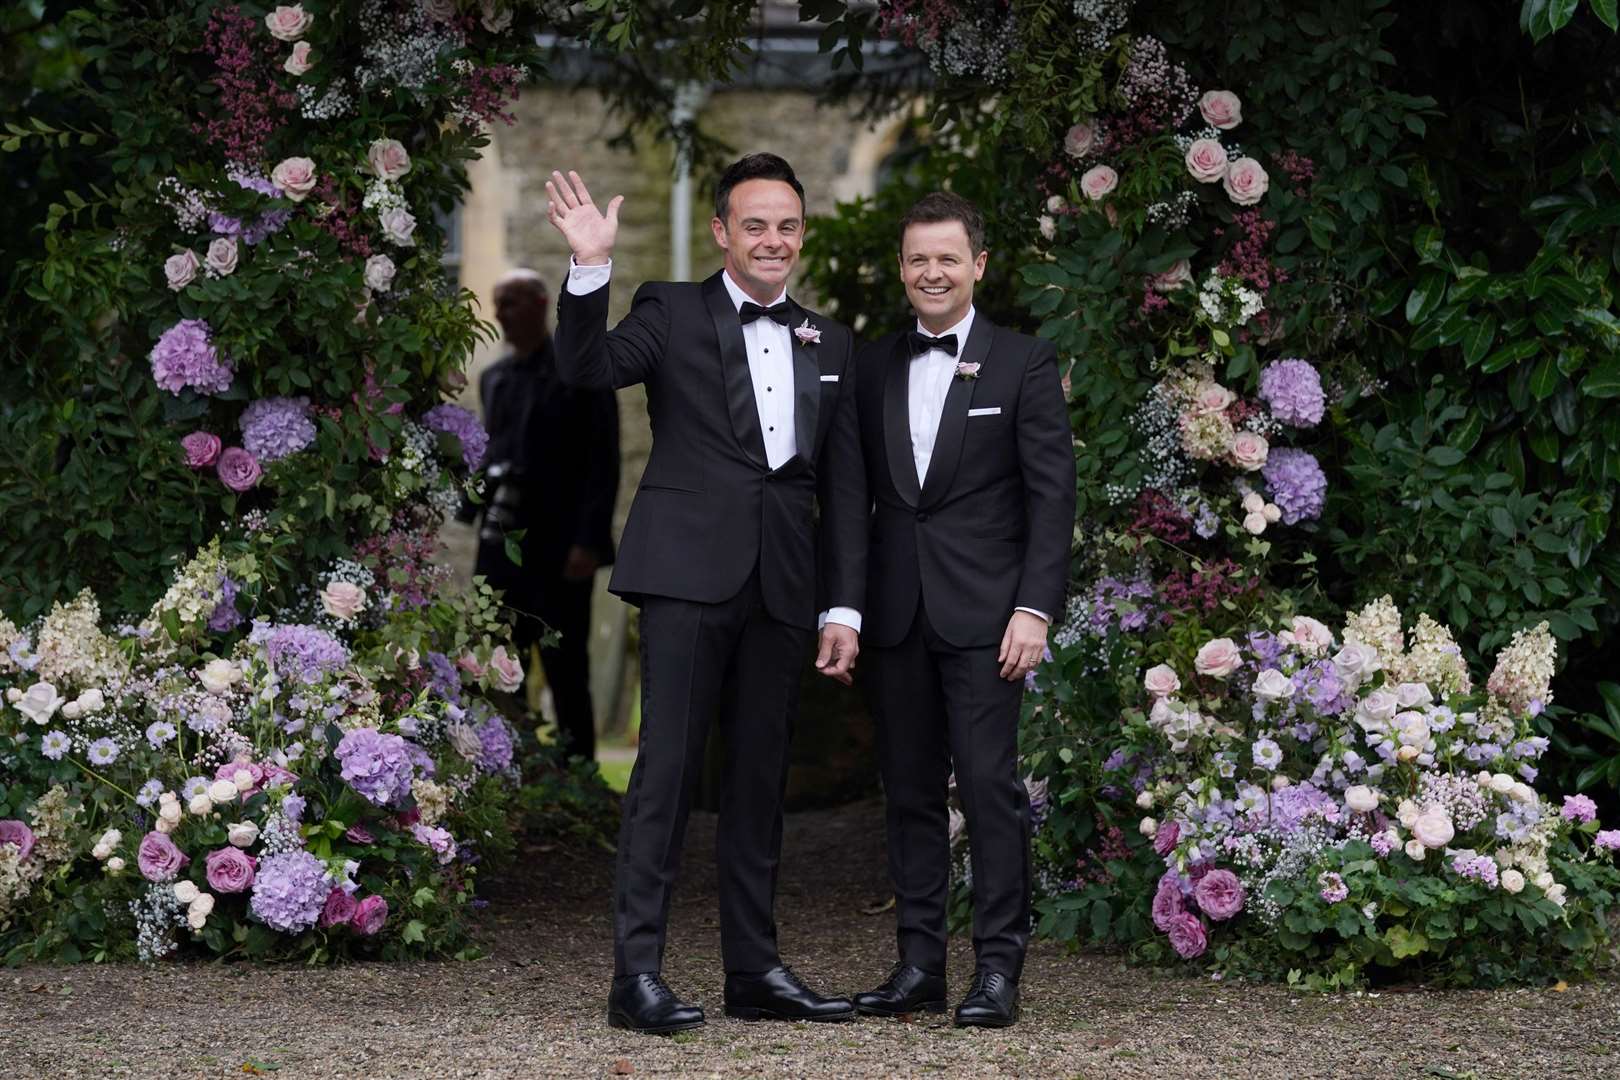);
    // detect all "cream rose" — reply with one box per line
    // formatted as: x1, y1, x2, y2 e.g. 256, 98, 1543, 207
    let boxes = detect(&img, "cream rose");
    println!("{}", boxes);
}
1508, 782, 1535, 804
1037, 214, 1056, 241
1345, 785, 1379, 813
1242, 511, 1268, 535
205, 236, 238, 277
1223, 157, 1270, 206
1546, 883, 1567, 907
364, 254, 396, 293
227, 821, 260, 848
1252, 668, 1294, 702
77, 688, 105, 713
1286, 616, 1333, 655
1500, 868, 1525, 894
380, 206, 417, 247
198, 658, 242, 694
188, 794, 214, 816
207, 779, 239, 804
106, 856, 126, 873
1396, 799, 1420, 828
265, 4, 314, 41
188, 892, 216, 929
1487, 772, 1515, 795
1333, 643, 1381, 685
1412, 808, 1455, 849
1143, 663, 1181, 698
1404, 838, 1427, 861
1064, 120, 1097, 159
1139, 816, 1158, 837
14, 681, 65, 725
1184, 138, 1229, 183
1394, 682, 1433, 709
1231, 431, 1269, 471
480, 1, 514, 33
1193, 637, 1242, 678
284, 40, 313, 76
1136, 790, 1155, 809
165, 249, 200, 291
174, 881, 200, 904
1080, 164, 1118, 201
1241, 491, 1265, 515
1271, 775, 1292, 792
321, 581, 367, 622
1396, 744, 1420, 762
1198, 90, 1243, 130
367, 138, 412, 182
1261, 502, 1282, 523
271, 156, 318, 201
